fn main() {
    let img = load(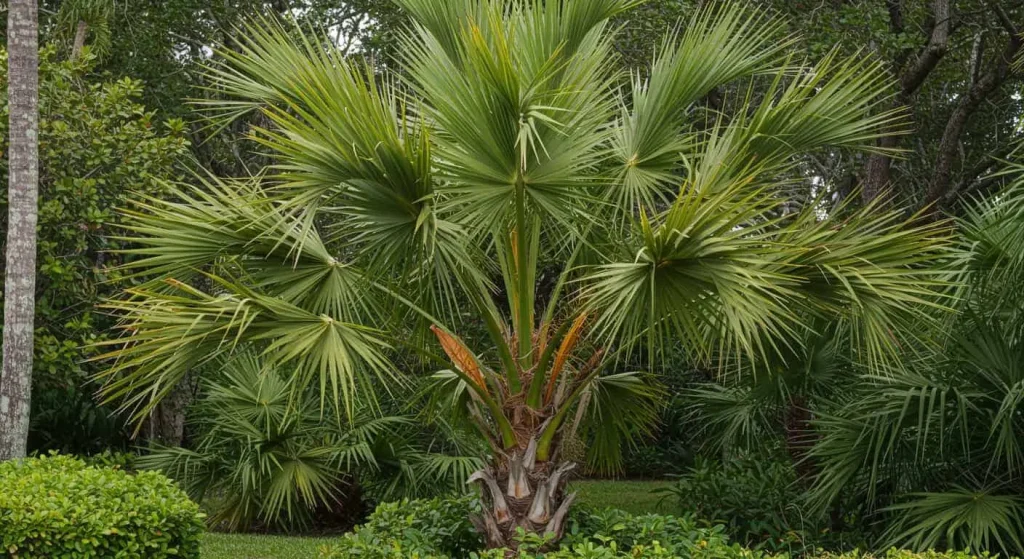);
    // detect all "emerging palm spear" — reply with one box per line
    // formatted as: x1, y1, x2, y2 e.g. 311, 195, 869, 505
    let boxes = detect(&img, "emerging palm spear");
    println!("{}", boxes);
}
100, 0, 954, 551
